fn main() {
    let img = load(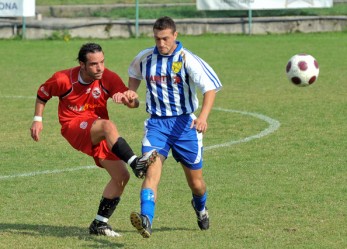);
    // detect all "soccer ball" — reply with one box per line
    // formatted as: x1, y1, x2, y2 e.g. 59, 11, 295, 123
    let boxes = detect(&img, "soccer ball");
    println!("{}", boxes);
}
286, 54, 319, 86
